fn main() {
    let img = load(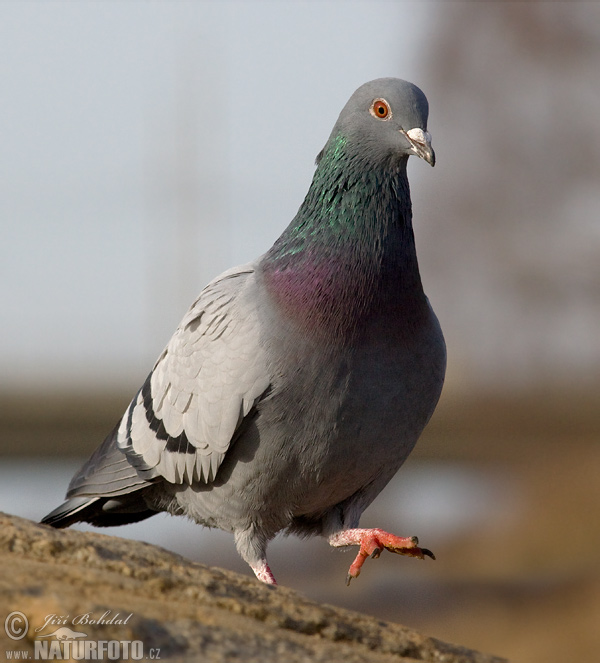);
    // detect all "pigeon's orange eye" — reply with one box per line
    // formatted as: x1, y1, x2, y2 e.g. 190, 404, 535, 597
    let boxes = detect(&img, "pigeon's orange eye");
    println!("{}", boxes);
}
370, 99, 391, 120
